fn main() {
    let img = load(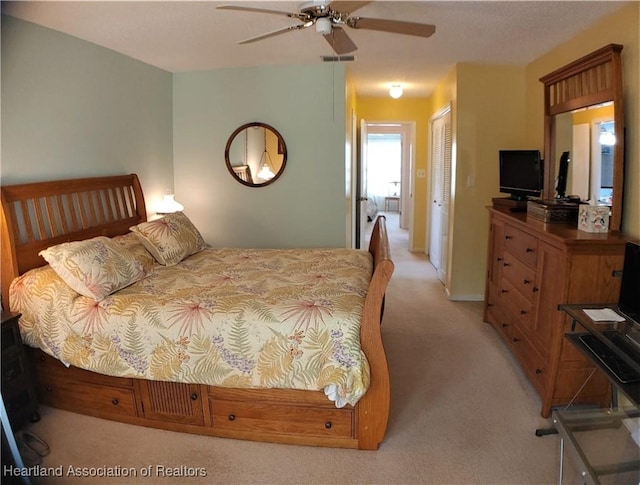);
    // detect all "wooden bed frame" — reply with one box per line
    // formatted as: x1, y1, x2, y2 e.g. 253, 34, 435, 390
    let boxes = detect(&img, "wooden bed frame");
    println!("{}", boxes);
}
0, 174, 394, 450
